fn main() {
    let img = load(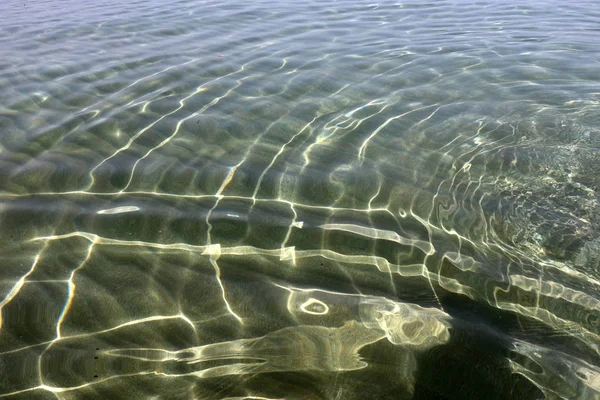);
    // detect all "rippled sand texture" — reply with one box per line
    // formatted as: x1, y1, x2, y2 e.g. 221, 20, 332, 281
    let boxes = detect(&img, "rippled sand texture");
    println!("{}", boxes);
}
2, 0, 600, 399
